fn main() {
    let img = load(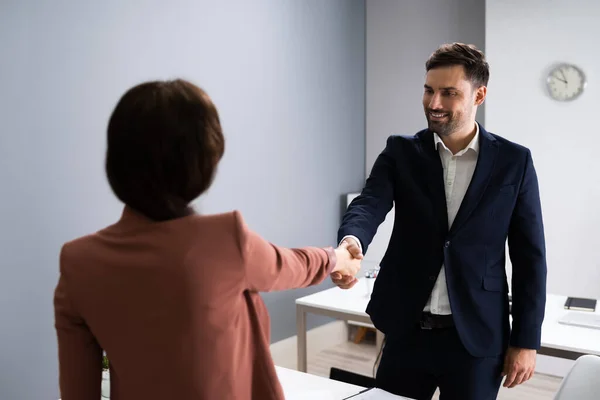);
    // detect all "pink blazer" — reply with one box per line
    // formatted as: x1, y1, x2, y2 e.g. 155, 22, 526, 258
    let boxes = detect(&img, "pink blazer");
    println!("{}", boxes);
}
54, 207, 336, 399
